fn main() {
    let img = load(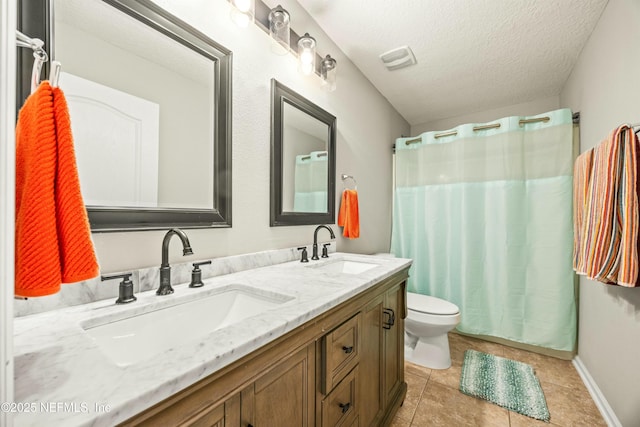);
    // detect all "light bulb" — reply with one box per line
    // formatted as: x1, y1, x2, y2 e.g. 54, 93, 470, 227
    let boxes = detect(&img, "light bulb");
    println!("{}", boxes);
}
230, 0, 254, 28
235, 0, 251, 12
297, 33, 316, 76
300, 50, 314, 64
